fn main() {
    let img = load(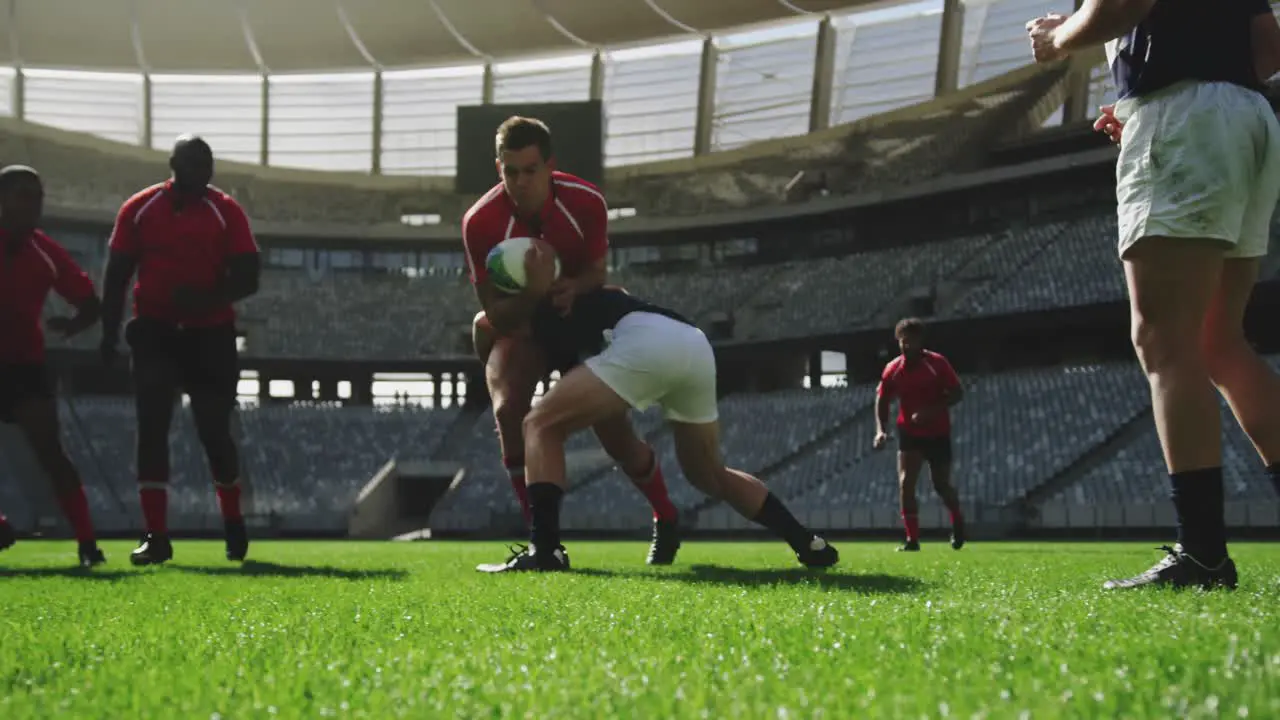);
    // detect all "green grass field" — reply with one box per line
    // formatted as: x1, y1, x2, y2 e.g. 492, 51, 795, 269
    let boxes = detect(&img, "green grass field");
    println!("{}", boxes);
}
2, 539, 1278, 718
